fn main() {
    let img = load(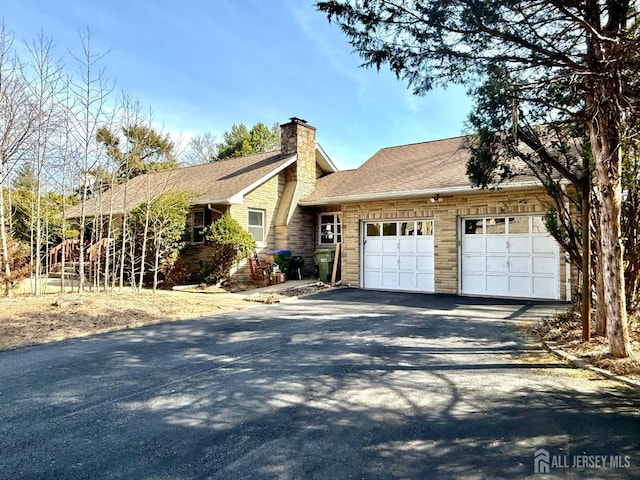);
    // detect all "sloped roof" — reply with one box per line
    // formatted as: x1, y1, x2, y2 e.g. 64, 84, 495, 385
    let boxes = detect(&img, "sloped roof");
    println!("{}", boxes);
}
68, 151, 296, 217
301, 136, 542, 205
